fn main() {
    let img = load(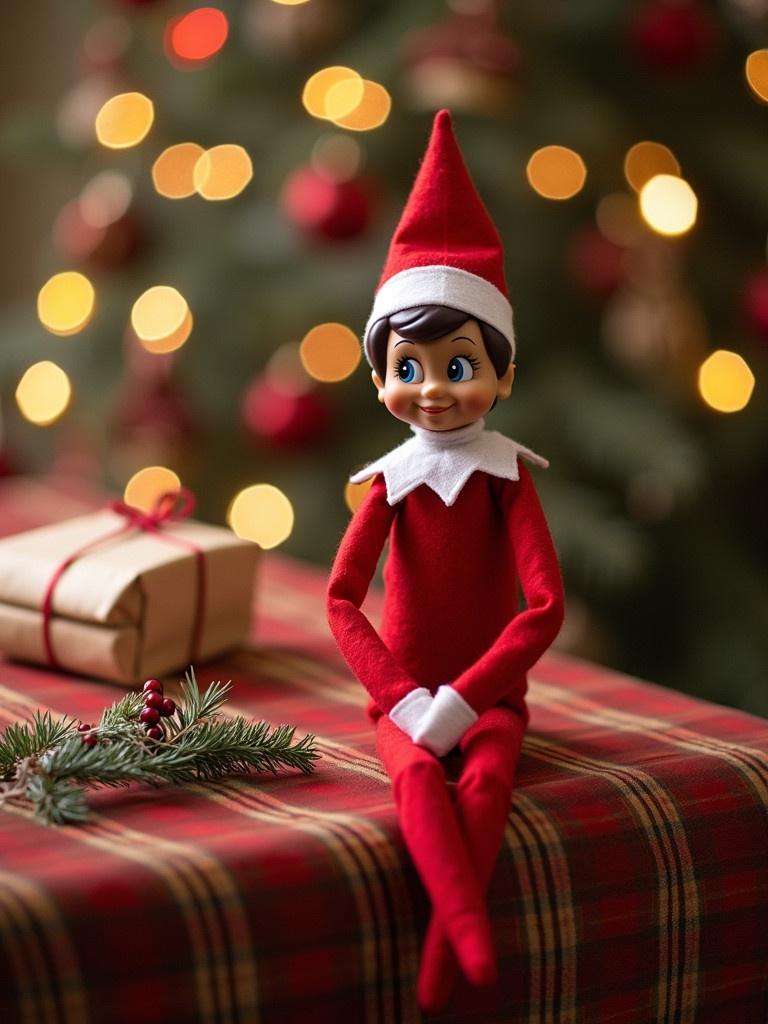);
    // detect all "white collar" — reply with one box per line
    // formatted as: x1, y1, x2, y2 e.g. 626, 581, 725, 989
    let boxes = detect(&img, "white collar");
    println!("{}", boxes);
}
349, 418, 548, 506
